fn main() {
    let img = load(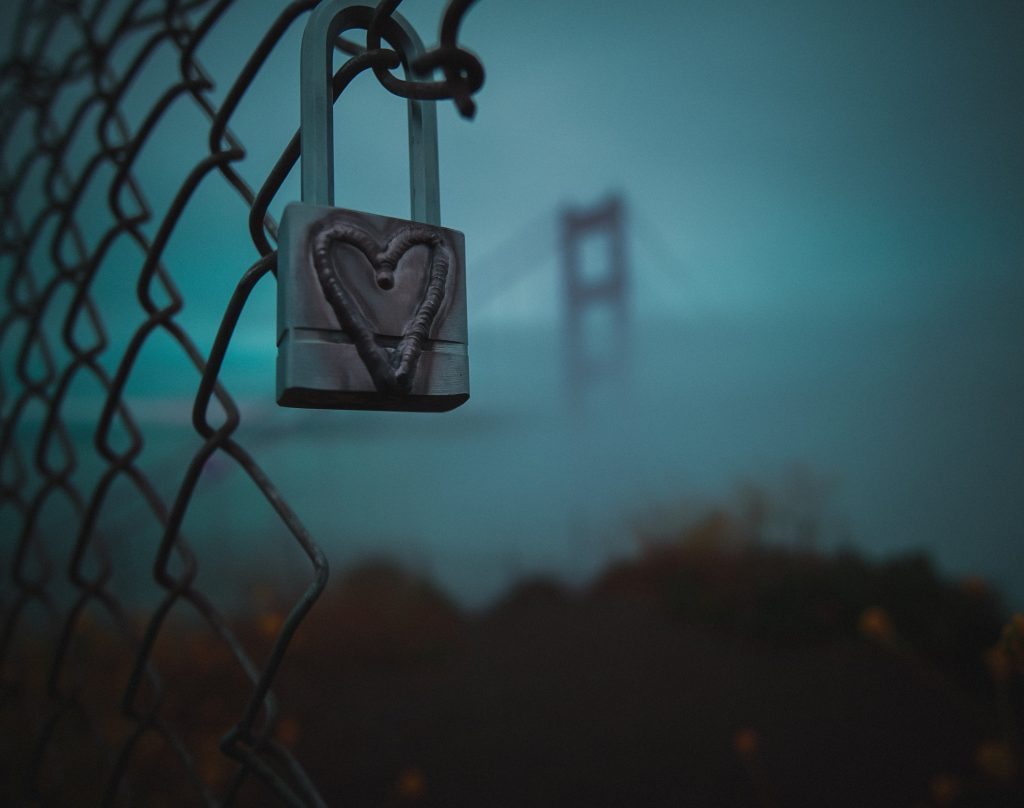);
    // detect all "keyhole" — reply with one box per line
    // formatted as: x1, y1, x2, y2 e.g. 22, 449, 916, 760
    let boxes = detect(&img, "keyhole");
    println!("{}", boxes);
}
375, 269, 394, 290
